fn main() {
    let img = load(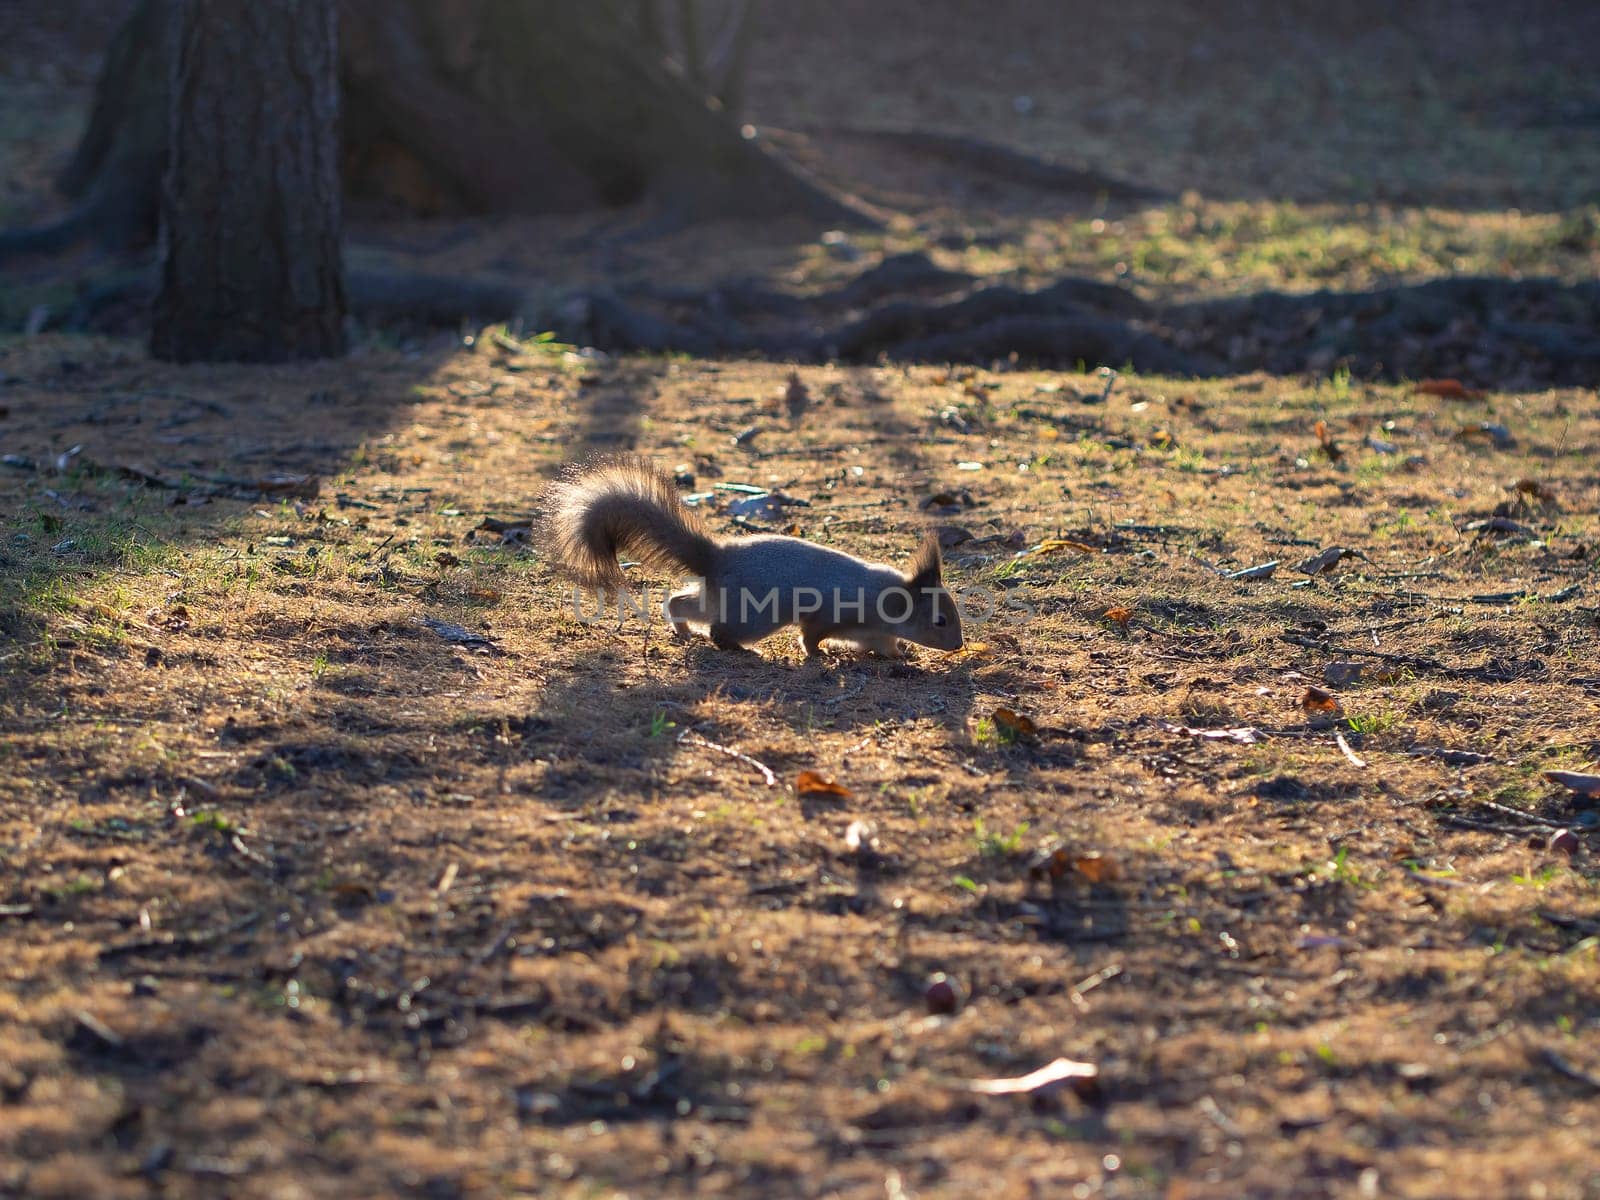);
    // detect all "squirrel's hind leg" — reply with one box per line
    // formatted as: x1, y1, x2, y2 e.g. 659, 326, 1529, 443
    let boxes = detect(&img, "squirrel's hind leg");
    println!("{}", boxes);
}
666, 585, 709, 642
847, 630, 906, 659
800, 619, 843, 658
709, 622, 761, 652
